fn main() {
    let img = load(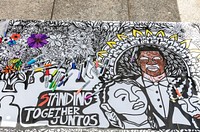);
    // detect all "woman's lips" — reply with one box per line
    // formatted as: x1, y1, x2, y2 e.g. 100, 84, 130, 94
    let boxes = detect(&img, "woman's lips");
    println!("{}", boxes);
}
132, 101, 145, 110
